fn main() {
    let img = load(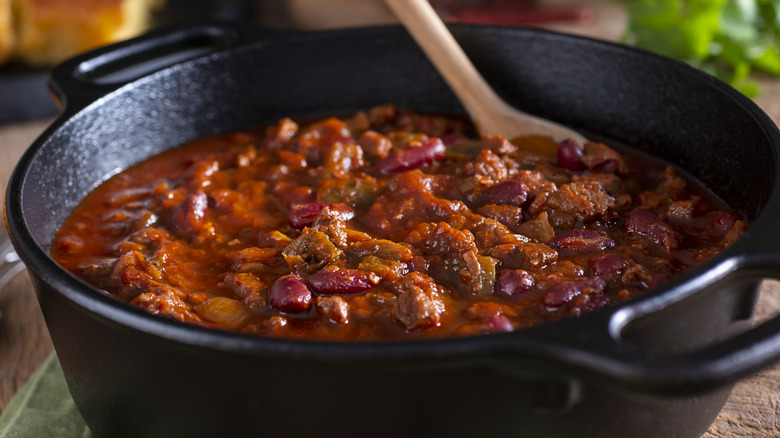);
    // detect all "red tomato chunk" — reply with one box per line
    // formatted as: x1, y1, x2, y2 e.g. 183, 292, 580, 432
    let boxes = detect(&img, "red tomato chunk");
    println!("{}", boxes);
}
51, 105, 748, 341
